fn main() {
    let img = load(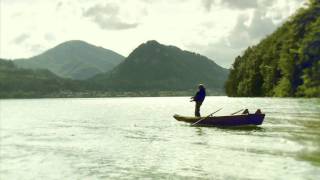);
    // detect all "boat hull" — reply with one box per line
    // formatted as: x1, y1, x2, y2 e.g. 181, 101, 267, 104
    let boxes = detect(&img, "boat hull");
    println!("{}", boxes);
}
173, 114, 265, 127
